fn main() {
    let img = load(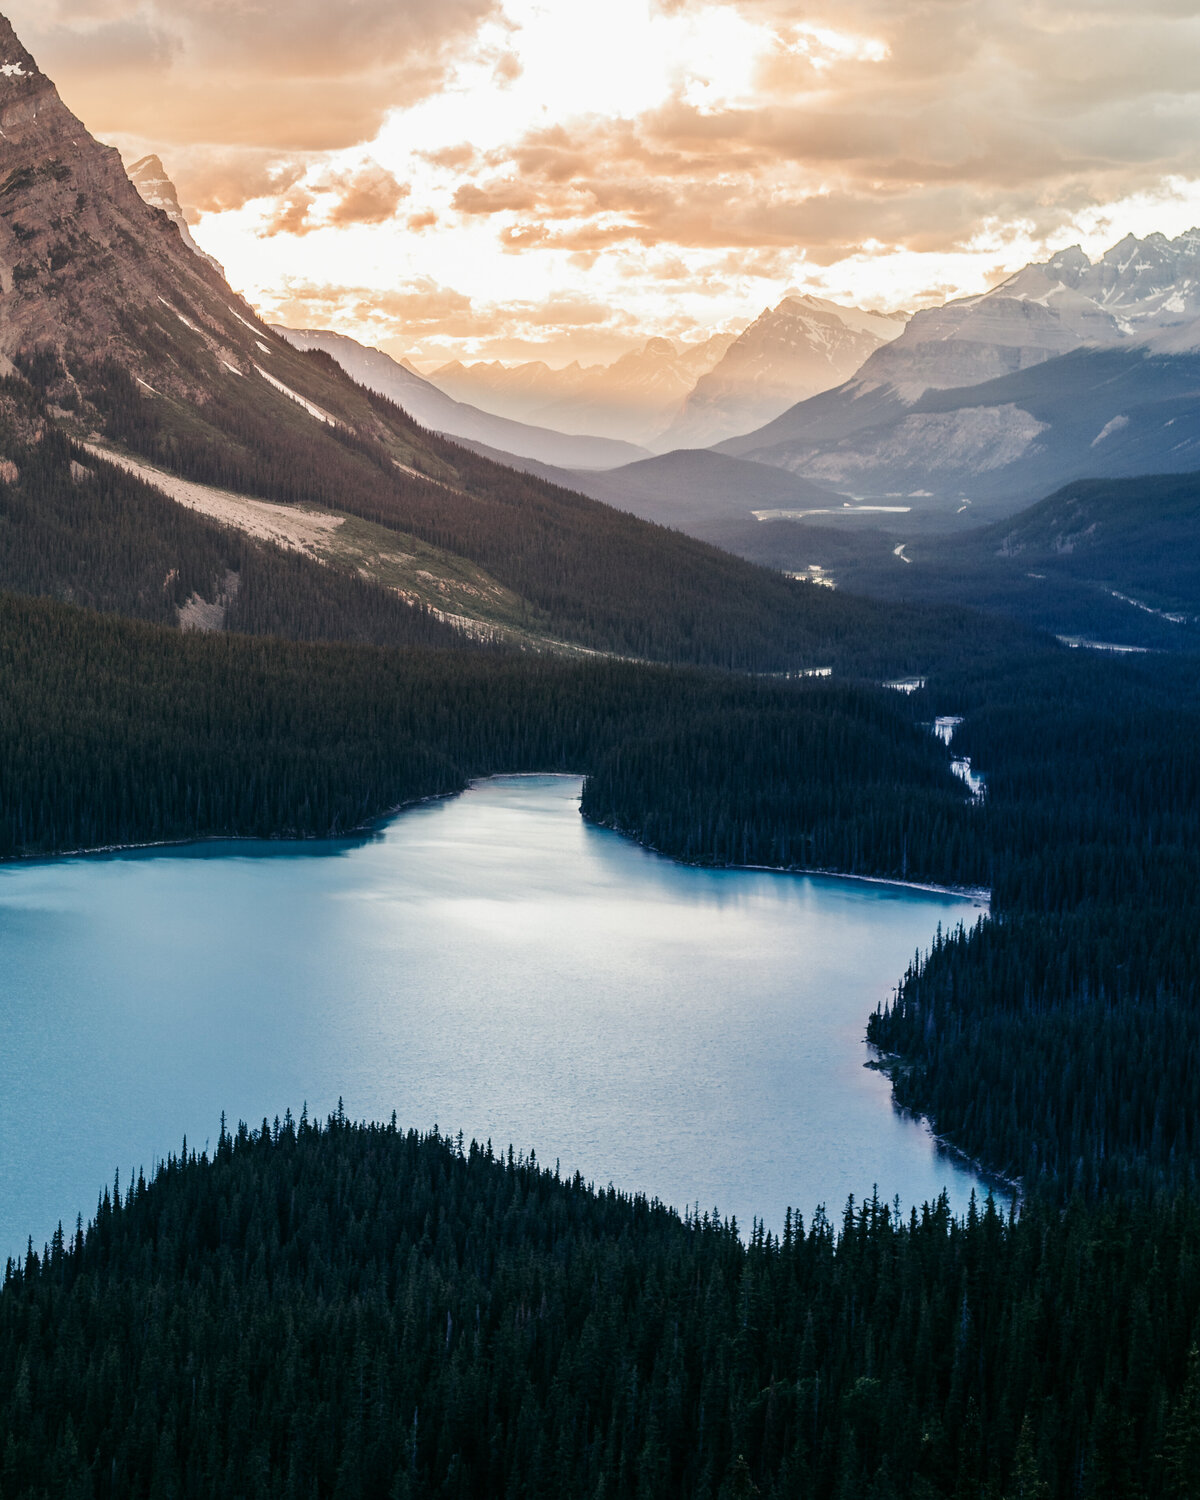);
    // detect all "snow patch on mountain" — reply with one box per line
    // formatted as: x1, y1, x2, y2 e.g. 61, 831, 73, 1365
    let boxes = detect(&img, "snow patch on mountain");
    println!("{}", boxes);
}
1092, 415, 1129, 446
